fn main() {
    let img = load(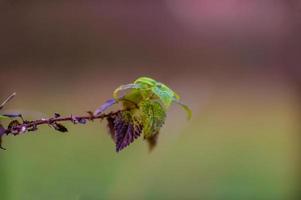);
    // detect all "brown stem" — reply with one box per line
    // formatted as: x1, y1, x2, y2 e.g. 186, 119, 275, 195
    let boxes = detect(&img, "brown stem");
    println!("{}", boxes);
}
3, 111, 121, 136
